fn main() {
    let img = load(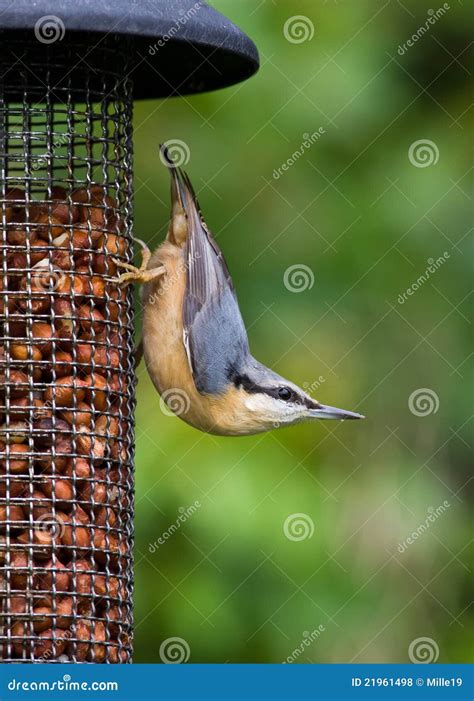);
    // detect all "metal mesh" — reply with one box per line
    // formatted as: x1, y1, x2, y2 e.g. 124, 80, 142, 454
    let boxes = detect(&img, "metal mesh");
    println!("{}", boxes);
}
0, 32, 135, 662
